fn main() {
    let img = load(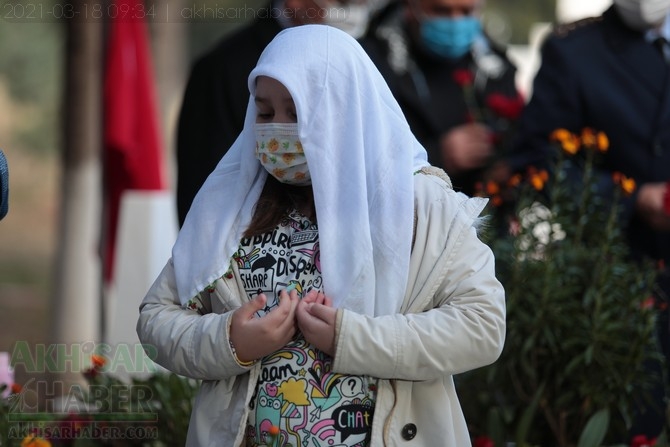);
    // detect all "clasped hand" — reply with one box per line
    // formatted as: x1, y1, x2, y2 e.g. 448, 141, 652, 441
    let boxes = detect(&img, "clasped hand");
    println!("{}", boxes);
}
229, 289, 336, 364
